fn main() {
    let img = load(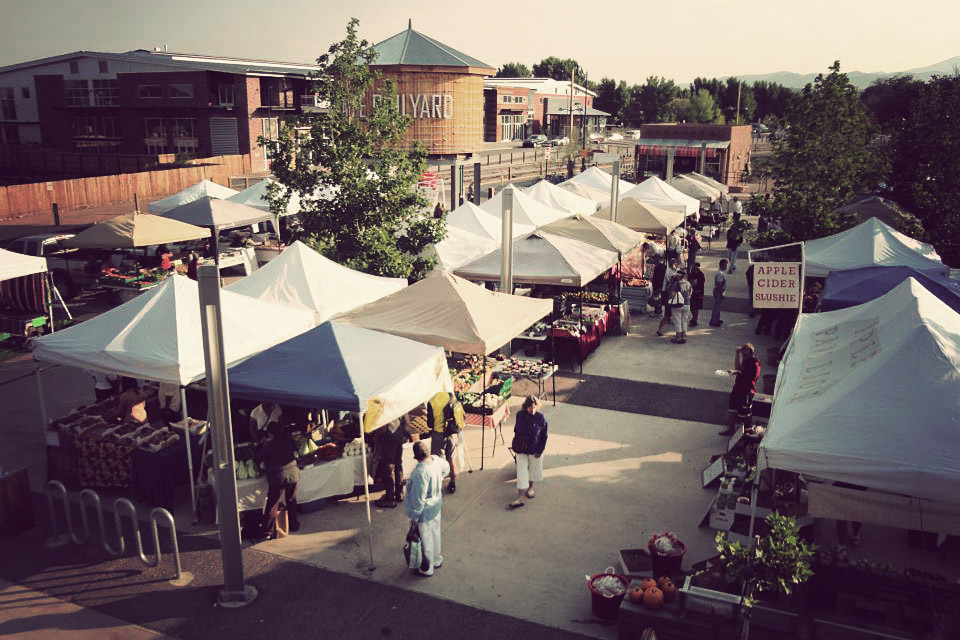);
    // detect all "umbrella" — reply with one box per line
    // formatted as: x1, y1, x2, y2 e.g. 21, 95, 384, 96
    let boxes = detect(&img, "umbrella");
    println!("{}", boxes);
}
63, 211, 209, 248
